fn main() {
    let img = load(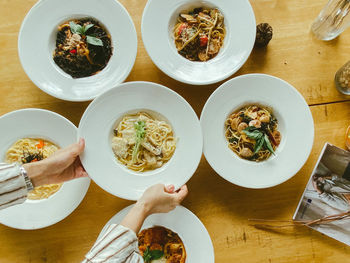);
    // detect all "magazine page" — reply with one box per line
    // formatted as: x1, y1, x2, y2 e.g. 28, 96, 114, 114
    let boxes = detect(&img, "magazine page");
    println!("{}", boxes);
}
294, 143, 350, 246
